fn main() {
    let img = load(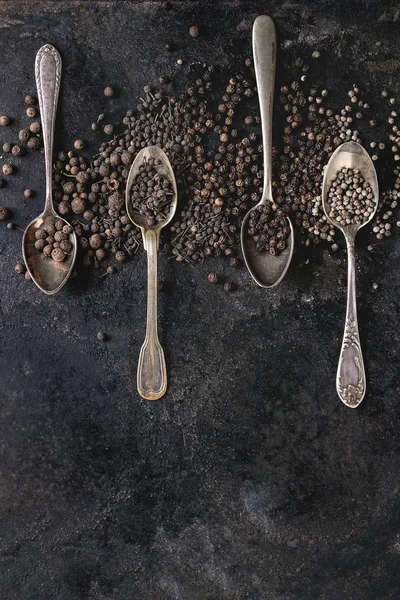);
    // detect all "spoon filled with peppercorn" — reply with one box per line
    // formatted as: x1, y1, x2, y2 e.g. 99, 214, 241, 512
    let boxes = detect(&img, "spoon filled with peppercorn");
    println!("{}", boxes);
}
22, 45, 77, 294
322, 141, 379, 408
241, 15, 294, 288
126, 146, 177, 400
